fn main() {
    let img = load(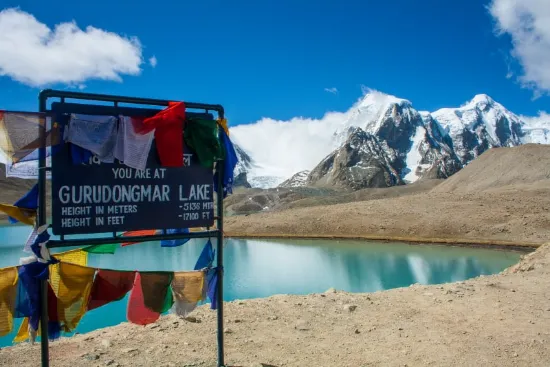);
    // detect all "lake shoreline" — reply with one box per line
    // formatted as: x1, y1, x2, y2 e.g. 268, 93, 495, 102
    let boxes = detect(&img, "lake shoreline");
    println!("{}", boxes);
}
1, 243, 549, 367
225, 232, 539, 252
